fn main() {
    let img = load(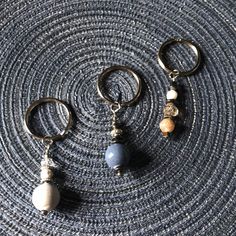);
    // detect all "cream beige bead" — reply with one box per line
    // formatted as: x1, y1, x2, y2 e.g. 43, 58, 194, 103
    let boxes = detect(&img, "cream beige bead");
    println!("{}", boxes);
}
166, 90, 178, 100
159, 118, 175, 137
32, 182, 60, 214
